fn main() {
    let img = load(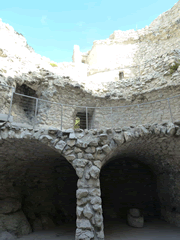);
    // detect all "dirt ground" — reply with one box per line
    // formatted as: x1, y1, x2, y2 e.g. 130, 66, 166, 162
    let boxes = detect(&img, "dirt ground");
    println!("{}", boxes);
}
18, 218, 180, 240
104, 218, 180, 240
